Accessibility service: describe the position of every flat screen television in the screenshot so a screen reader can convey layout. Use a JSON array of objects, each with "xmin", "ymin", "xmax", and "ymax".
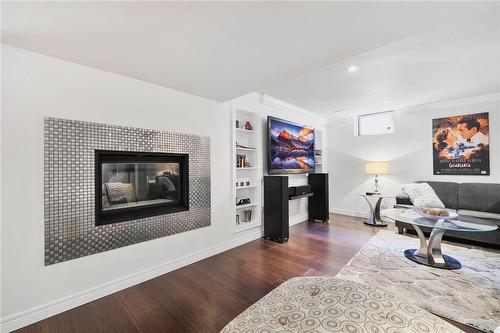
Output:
[{"xmin": 267, "ymin": 116, "xmax": 315, "ymax": 174}]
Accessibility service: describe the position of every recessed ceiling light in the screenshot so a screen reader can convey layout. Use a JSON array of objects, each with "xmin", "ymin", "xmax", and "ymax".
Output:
[{"xmin": 347, "ymin": 65, "xmax": 359, "ymax": 73}]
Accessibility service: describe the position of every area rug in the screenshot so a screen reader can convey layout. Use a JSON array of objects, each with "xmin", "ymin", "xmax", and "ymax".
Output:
[
  {"xmin": 335, "ymin": 230, "xmax": 500, "ymax": 333},
  {"xmin": 221, "ymin": 276, "xmax": 464, "ymax": 332}
]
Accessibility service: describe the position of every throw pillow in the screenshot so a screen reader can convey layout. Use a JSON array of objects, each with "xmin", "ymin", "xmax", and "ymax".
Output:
[
  {"xmin": 104, "ymin": 182, "xmax": 128, "ymax": 204},
  {"xmin": 121, "ymin": 183, "xmax": 137, "ymax": 203},
  {"xmin": 157, "ymin": 176, "xmax": 176, "ymax": 191},
  {"xmin": 402, "ymin": 183, "xmax": 445, "ymax": 208}
]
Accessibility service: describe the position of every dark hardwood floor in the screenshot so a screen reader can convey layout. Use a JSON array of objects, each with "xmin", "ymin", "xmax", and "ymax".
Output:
[{"xmin": 16, "ymin": 214, "xmax": 479, "ymax": 333}]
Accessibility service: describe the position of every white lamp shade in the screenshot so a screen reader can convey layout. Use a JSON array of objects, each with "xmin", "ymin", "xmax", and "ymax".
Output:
[{"xmin": 365, "ymin": 161, "xmax": 390, "ymax": 175}]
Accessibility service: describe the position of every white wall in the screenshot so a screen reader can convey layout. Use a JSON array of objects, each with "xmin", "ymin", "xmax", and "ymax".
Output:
[
  {"xmin": 0, "ymin": 45, "xmax": 327, "ymax": 331},
  {"xmin": 328, "ymin": 94, "xmax": 500, "ymax": 217}
]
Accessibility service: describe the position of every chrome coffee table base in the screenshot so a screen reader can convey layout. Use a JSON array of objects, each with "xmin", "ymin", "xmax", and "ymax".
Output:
[
  {"xmin": 405, "ymin": 224, "xmax": 461, "ymax": 270},
  {"xmin": 404, "ymin": 249, "xmax": 461, "ymax": 270}
]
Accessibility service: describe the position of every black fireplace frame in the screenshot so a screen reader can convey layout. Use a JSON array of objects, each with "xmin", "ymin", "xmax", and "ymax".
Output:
[{"xmin": 95, "ymin": 150, "xmax": 189, "ymax": 226}]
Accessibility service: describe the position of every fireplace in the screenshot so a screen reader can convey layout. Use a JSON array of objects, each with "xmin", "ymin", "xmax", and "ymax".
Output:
[{"xmin": 95, "ymin": 150, "xmax": 189, "ymax": 225}]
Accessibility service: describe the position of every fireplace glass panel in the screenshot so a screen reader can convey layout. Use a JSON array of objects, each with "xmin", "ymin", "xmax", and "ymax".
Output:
[
  {"xmin": 95, "ymin": 151, "xmax": 189, "ymax": 225},
  {"xmin": 101, "ymin": 162, "xmax": 180, "ymax": 211}
]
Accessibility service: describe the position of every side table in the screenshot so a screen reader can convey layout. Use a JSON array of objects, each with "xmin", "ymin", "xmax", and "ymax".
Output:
[{"xmin": 356, "ymin": 194, "xmax": 393, "ymax": 227}]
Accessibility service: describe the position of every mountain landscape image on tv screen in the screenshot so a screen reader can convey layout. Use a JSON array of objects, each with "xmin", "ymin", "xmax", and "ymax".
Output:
[{"xmin": 268, "ymin": 117, "xmax": 315, "ymax": 174}]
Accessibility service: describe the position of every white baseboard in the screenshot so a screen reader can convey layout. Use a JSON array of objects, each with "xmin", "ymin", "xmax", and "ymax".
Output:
[
  {"xmin": 330, "ymin": 208, "xmax": 370, "ymax": 219},
  {"xmin": 0, "ymin": 229, "xmax": 262, "ymax": 333}
]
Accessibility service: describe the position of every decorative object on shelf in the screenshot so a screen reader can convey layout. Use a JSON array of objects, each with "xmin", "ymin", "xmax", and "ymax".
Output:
[
  {"xmin": 237, "ymin": 198, "xmax": 251, "ymax": 206},
  {"xmin": 244, "ymin": 210, "xmax": 252, "ymax": 222},
  {"xmin": 365, "ymin": 161, "xmax": 390, "ymax": 194},
  {"xmin": 236, "ymin": 154, "xmax": 251, "ymax": 168},
  {"xmin": 236, "ymin": 215, "xmax": 240, "ymax": 225},
  {"xmin": 236, "ymin": 178, "xmax": 250, "ymax": 187},
  {"xmin": 236, "ymin": 142, "xmax": 256, "ymax": 150},
  {"xmin": 236, "ymin": 154, "xmax": 243, "ymax": 168},
  {"xmin": 432, "ymin": 112, "xmax": 489, "ymax": 175},
  {"xmin": 235, "ymin": 120, "xmax": 240, "ymax": 128},
  {"xmin": 244, "ymin": 121, "xmax": 253, "ymax": 130}
]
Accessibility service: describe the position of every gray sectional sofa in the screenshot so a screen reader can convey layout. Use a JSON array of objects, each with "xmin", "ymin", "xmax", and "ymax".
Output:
[{"xmin": 396, "ymin": 181, "xmax": 500, "ymax": 247}]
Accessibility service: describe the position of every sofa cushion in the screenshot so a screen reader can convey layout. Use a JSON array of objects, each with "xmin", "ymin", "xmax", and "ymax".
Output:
[
  {"xmin": 402, "ymin": 183, "xmax": 445, "ymax": 208},
  {"xmin": 416, "ymin": 181, "xmax": 459, "ymax": 209},
  {"xmin": 458, "ymin": 183, "xmax": 500, "ymax": 214},
  {"xmin": 458, "ymin": 209, "xmax": 500, "ymax": 223}
]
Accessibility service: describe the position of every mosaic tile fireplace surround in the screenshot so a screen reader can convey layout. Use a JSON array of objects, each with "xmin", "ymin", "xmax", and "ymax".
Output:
[{"xmin": 44, "ymin": 118, "xmax": 211, "ymax": 265}]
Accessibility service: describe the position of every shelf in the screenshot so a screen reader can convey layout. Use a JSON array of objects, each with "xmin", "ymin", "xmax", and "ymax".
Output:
[
  {"xmin": 289, "ymin": 193, "xmax": 314, "ymax": 200},
  {"xmin": 236, "ymin": 147, "xmax": 257, "ymax": 151},
  {"xmin": 236, "ymin": 128, "xmax": 256, "ymax": 134},
  {"xmin": 236, "ymin": 167, "xmax": 257, "ymax": 170},
  {"xmin": 233, "ymin": 220, "xmax": 260, "ymax": 233},
  {"xmin": 236, "ymin": 203, "xmax": 257, "ymax": 209},
  {"xmin": 236, "ymin": 185, "xmax": 257, "ymax": 189}
]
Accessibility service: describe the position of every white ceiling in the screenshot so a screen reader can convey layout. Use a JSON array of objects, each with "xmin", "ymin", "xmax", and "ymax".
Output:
[
  {"xmin": 263, "ymin": 5, "xmax": 500, "ymax": 115},
  {"xmin": 2, "ymin": 1, "xmax": 498, "ymax": 104}
]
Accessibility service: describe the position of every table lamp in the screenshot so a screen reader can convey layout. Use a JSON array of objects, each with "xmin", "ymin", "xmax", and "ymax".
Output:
[{"xmin": 365, "ymin": 161, "xmax": 390, "ymax": 194}]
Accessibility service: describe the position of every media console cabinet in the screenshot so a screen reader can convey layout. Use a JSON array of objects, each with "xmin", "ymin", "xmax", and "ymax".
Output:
[{"xmin": 263, "ymin": 173, "xmax": 329, "ymax": 243}]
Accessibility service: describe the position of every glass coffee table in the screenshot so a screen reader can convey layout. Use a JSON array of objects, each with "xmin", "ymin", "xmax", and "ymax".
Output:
[{"xmin": 382, "ymin": 208, "xmax": 498, "ymax": 269}]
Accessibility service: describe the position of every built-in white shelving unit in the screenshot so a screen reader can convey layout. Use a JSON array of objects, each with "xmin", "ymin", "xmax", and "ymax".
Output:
[
  {"xmin": 232, "ymin": 107, "xmax": 263, "ymax": 233},
  {"xmin": 314, "ymin": 129, "xmax": 324, "ymax": 173}
]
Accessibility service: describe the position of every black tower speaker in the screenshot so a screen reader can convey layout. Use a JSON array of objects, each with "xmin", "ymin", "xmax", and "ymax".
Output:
[
  {"xmin": 308, "ymin": 173, "xmax": 329, "ymax": 223},
  {"xmin": 264, "ymin": 176, "xmax": 289, "ymax": 243}
]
